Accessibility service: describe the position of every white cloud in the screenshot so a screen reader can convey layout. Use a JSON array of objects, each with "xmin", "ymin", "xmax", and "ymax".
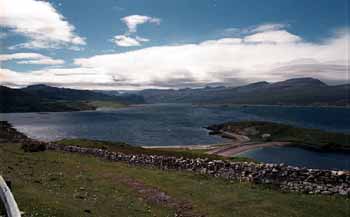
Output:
[
  {"xmin": 223, "ymin": 23, "xmax": 288, "ymax": 37},
  {"xmin": 201, "ymin": 38, "xmax": 242, "ymax": 45},
  {"xmin": 112, "ymin": 35, "xmax": 150, "ymax": 47},
  {"xmin": 121, "ymin": 15, "xmax": 161, "ymax": 33},
  {"xmin": 244, "ymin": 30, "xmax": 302, "ymax": 43},
  {"xmin": 0, "ymin": 67, "xmax": 115, "ymax": 89},
  {"xmin": 112, "ymin": 15, "xmax": 158, "ymax": 47},
  {"xmin": 0, "ymin": 53, "xmax": 44, "ymax": 61},
  {"xmin": 75, "ymin": 27, "xmax": 349, "ymax": 88},
  {"xmin": 112, "ymin": 35, "xmax": 145, "ymax": 47},
  {"xmin": 223, "ymin": 24, "xmax": 298, "ymax": 44},
  {"xmin": 0, "ymin": 53, "xmax": 64, "ymax": 65},
  {"xmin": 250, "ymin": 23, "xmax": 287, "ymax": 33},
  {"xmin": 0, "ymin": 32, "xmax": 7, "ymax": 39},
  {"xmin": 16, "ymin": 59, "xmax": 64, "ymax": 65},
  {"xmin": 1, "ymin": 26, "xmax": 349, "ymax": 90},
  {"xmin": 136, "ymin": 36, "xmax": 150, "ymax": 42},
  {"xmin": 0, "ymin": 0, "xmax": 86, "ymax": 49}
]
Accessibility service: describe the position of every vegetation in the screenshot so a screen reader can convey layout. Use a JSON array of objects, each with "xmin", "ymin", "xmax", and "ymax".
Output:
[
  {"xmin": 1, "ymin": 142, "xmax": 349, "ymax": 217},
  {"xmin": 57, "ymin": 139, "xmax": 229, "ymax": 161},
  {"xmin": 21, "ymin": 142, "xmax": 47, "ymax": 152},
  {"xmin": 57, "ymin": 138, "xmax": 255, "ymax": 162},
  {"xmin": 208, "ymin": 121, "xmax": 350, "ymax": 151},
  {"xmin": 86, "ymin": 100, "xmax": 126, "ymax": 109}
]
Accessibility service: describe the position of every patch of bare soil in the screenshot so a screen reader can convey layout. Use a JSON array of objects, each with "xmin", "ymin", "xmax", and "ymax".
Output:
[{"xmin": 121, "ymin": 177, "xmax": 203, "ymax": 217}]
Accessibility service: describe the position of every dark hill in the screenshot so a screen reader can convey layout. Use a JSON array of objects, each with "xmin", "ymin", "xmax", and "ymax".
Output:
[{"xmin": 0, "ymin": 85, "xmax": 145, "ymax": 113}]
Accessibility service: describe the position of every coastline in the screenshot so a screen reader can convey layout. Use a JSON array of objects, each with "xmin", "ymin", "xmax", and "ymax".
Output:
[
  {"xmin": 142, "ymin": 141, "xmax": 291, "ymax": 157},
  {"xmin": 143, "ymin": 130, "xmax": 292, "ymax": 157}
]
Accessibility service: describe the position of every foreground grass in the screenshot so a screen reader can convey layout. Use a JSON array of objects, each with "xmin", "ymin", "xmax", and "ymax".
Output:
[{"xmin": 0, "ymin": 142, "xmax": 349, "ymax": 217}]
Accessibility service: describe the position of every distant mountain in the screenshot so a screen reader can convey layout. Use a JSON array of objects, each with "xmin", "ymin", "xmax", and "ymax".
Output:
[
  {"xmin": 0, "ymin": 86, "xmax": 42, "ymax": 112},
  {"xmin": 267, "ymin": 77, "xmax": 327, "ymax": 90},
  {"xmin": 139, "ymin": 78, "xmax": 349, "ymax": 106},
  {"xmin": 1, "ymin": 78, "xmax": 348, "ymax": 113},
  {"xmin": 0, "ymin": 85, "xmax": 145, "ymax": 113},
  {"xmin": 22, "ymin": 84, "xmax": 144, "ymax": 104},
  {"xmin": 94, "ymin": 90, "xmax": 120, "ymax": 96}
]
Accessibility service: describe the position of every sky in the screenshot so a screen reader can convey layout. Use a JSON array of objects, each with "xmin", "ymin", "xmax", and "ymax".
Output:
[{"xmin": 0, "ymin": 0, "xmax": 349, "ymax": 90}]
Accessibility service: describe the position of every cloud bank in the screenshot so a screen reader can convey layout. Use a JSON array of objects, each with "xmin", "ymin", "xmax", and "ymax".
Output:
[
  {"xmin": 1, "ymin": 25, "xmax": 349, "ymax": 90},
  {"xmin": 0, "ymin": 0, "xmax": 86, "ymax": 49}
]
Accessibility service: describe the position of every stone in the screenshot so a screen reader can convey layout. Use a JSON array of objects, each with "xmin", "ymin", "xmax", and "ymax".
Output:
[
  {"xmin": 321, "ymin": 191, "xmax": 331, "ymax": 195},
  {"xmin": 339, "ymin": 189, "xmax": 348, "ymax": 196}
]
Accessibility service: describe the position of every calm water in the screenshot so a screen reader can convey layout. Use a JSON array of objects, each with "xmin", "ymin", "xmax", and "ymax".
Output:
[
  {"xmin": 238, "ymin": 147, "xmax": 350, "ymax": 170},
  {"xmin": 1, "ymin": 104, "xmax": 349, "ymax": 170}
]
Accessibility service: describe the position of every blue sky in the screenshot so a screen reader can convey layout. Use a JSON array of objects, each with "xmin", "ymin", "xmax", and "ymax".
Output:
[{"xmin": 0, "ymin": 0, "xmax": 349, "ymax": 89}]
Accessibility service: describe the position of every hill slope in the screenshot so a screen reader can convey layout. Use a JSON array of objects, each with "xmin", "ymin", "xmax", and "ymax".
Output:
[
  {"xmin": 22, "ymin": 84, "xmax": 145, "ymax": 104},
  {"xmin": 0, "ymin": 85, "xmax": 144, "ymax": 113}
]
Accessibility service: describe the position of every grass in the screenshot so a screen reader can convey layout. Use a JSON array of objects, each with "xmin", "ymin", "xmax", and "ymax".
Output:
[
  {"xmin": 56, "ymin": 138, "xmax": 232, "ymax": 161},
  {"xmin": 211, "ymin": 121, "xmax": 350, "ymax": 151},
  {"xmin": 43, "ymin": 100, "xmax": 96, "ymax": 111},
  {"xmin": 0, "ymin": 142, "xmax": 349, "ymax": 217},
  {"xmin": 86, "ymin": 100, "xmax": 127, "ymax": 109},
  {"xmin": 56, "ymin": 138, "xmax": 255, "ymax": 162}
]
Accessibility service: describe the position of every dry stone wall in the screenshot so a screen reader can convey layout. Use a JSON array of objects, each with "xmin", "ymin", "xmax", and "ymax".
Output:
[{"xmin": 47, "ymin": 143, "xmax": 350, "ymax": 197}]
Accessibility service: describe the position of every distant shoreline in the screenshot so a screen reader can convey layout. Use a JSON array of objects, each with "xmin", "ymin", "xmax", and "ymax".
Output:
[
  {"xmin": 144, "ymin": 120, "xmax": 350, "ymax": 157},
  {"xmin": 193, "ymin": 103, "xmax": 350, "ymax": 109},
  {"xmin": 2, "ymin": 102, "xmax": 349, "ymax": 114}
]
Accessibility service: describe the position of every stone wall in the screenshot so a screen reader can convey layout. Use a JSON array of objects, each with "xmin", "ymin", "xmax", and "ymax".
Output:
[{"xmin": 47, "ymin": 143, "xmax": 350, "ymax": 196}]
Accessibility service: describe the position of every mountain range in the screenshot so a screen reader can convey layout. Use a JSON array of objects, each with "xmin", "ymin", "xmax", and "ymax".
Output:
[
  {"xmin": 138, "ymin": 78, "xmax": 349, "ymax": 106},
  {"xmin": 0, "ymin": 77, "xmax": 349, "ymax": 113}
]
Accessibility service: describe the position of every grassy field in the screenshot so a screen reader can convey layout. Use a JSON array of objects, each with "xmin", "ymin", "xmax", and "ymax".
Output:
[{"xmin": 0, "ymin": 142, "xmax": 349, "ymax": 217}]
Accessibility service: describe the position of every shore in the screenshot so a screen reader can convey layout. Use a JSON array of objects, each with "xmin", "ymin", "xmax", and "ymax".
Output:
[{"xmin": 143, "ymin": 131, "xmax": 291, "ymax": 157}]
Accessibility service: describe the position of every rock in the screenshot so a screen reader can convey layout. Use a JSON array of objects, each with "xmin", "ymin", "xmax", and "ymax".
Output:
[
  {"xmin": 339, "ymin": 189, "xmax": 348, "ymax": 196},
  {"xmin": 321, "ymin": 191, "xmax": 331, "ymax": 195}
]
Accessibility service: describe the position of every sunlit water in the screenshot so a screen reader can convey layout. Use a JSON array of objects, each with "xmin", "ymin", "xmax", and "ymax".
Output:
[{"xmin": 1, "ymin": 104, "xmax": 349, "ymax": 170}]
